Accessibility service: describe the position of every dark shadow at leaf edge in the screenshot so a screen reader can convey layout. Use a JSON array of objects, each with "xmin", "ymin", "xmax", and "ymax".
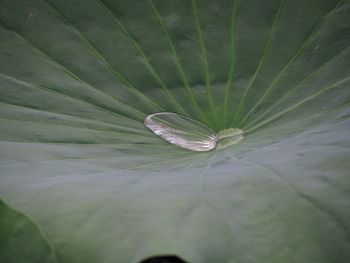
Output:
[{"xmin": 140, "ymin": 255, "xmax": 188, "ymax": 263}]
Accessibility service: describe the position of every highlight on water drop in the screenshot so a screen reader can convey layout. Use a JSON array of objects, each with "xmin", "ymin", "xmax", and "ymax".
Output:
[
  {"xmin": 144, "ymin": 112, "xmax": 217, "ymax": 152},
  {"xmin": 144, "ymin": 112, "xmax": 243, "ymax": 152}
]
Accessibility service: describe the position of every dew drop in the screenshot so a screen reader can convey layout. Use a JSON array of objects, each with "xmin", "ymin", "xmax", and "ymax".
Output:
[
  {"xmin": 144, "ymin": 113, "xmax": 244, "ymax": 152},
  {"xmin": 144, "ymin": 112, "xmax": 217, "ymax": 152}
]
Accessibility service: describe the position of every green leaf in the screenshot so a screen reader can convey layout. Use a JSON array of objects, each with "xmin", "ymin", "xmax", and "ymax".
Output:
[
  {"xmin": 0, "ymin": 199, "xmax": 57, "ymax": 263},
  {"xmin": 0, "ymin": 0, "xmax": 349, "ymax": 262}
]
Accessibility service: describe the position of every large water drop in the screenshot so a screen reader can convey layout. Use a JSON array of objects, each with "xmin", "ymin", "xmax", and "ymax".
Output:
[
  {"xmin": 144, "ymin": 112, "xmax": 244, "ymax": 152},
  {"xmin": 144, "ymin": 112, "xmax": 217, "ymax": 152}
]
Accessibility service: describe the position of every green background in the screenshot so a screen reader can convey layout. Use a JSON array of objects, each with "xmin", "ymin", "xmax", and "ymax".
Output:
[{"xmin": 0, "ymin": 0, "xmax": 349, "ymax": 262}]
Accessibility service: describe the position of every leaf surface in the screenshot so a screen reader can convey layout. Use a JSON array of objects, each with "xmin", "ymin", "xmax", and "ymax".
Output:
[{"xmin": 0, "ymin": 0, "xmax": 349, "ymax": 262}]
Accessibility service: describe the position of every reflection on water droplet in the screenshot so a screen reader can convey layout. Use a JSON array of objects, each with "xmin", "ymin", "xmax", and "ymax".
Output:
[
  {"xmin": 144, "ymin": 113, "xmax": 244, "ymax": 152},
  {"xmin": 144, "ymin": 112, "xmax": 217, "ymax": 152}
]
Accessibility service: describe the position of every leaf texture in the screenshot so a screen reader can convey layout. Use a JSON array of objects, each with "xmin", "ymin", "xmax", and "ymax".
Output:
[{"xmin": 0, "ymin": 0, "xmax": 349, "ymax": 262}]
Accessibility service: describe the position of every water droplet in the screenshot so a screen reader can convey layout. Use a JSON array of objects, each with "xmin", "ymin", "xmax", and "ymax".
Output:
[
  {"xmin": 144, "ymin": 112, "xmax": 217, "ymax": 152},
  {"xmin": 144, "ymin": 113, "xmax": 244, "ymax": 152}
]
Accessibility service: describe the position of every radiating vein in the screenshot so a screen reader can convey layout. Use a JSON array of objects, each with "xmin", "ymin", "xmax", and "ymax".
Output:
[
  {"xmin": 0, "ymin": 118, "xmax": 152, "ymax": 139},
  {"xmin": 162, "ymin": 154, "xmax": 205, "ymax": 172},
  {"xmin": 243, "ymin": 45, "xmax": 350, "ymax": 129},
  {"xmin": 0, "ymin": 140, "xmax": 167, "ymax": 146},
  {"xmin": 148, "ymin": 0, "xmax": 208, "ymax": 123},
  {"xmin": 223, "ymin": 0, "xmax": 238, "ymax": 126},
  {"xmin": 40, "ymin": 0, "xmax": 165, "ymax": 113},
  {"xmin": 198, "ymin": 154, "xmax": 215, "ymax": 201},
  {"xmin": 192, "ymin": 154, "xmax": 237, "ymax": 257},
  {"xmin": 227, "ymin": 153, "xmax": 350, "ymax": 242},
  {"xmin": 0, "ymin": 102, "xmax": 148, "ymax": 133},
  {"xmin": 96, "ymin": 0, "xmax": 189, "ymax": 115},
  {"xmin": 128, "ymin": 154, "xmax": 199, "ymax": 171},
  {"xmin": 244, "ymin": 76, "xmax": 350, "ymax": 133},
  {"xmin": 191, "ymin": 0, "xmax": 217, "ymax": 122},
  {"xmin": 238, "ymin": 0, "xmax": 345, "ymax": 126},
  {"xmin": 0, "ymin": 20, "xmax": 159, "ymax": 117},
  {"xmin": 0, "ymin": 199, "xmax": 60, "ymax": 263},
  {"xmin": 243, "ymin": 102, "xmax": 350, "ymax": 140},
  {"xmin": 0, "ymin": 72, "xmax": 142, "ymax": 125},
  {"xmin": 0, "ymin": 152, "xmax": 192, "ymax": 165},
  {"xmin": 233, "ymin": 0, "xmax": 285, "ymax": 125}
]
